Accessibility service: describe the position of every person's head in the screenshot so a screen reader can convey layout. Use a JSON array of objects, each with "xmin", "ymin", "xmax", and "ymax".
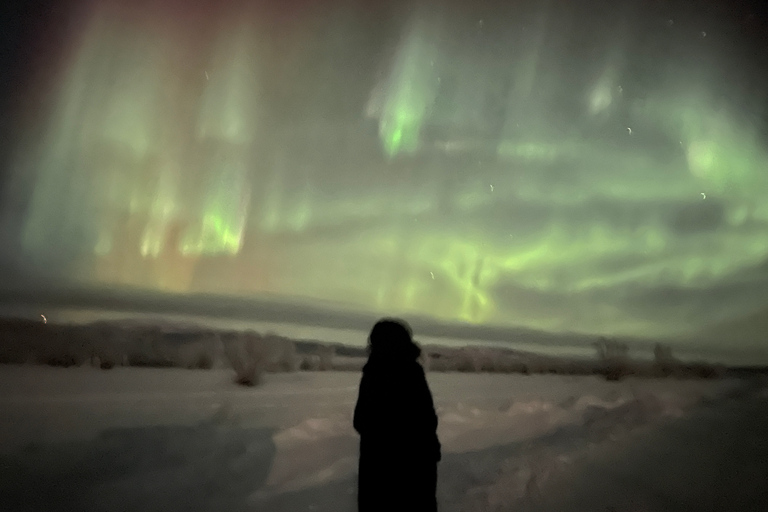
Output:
[{"xmin": 367, "ymin": 318, "xmax": 419, "ymax": 361}]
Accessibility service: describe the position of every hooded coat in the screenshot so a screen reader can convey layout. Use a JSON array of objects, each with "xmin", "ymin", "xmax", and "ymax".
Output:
[{"xmin": 353, "ymin": 320, "xmax": 441, "ymax": 512}]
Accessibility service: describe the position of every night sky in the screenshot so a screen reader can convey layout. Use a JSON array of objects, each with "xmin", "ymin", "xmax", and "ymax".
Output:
[{"xmin": 0, "ymin": 0, "xmax": 767, "ymax": 355}]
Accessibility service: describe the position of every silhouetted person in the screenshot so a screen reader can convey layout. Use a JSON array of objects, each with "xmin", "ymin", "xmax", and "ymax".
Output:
[{"xmin": 353, "ymin": 318, "xmax": 441, "ymax": 512}]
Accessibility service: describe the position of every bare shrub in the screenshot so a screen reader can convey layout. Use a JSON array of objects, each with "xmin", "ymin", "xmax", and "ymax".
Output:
[
  {"xmin": 599, "ymin": 364, "xmax": 630, "ymax": 381},
  {"xmin": 170, "ymin": 337, "xmax": 216, "ymax": 369},
  {"xmin": 594, "ymin": 336, "xmax": 629, "ymax": 361},
  {"xmin": 189, "ymin": 347, "xmax": 214, "ymax": 370},
  {"xmin": 189, "ymin": 331, "xmax": 226, "ymax": 369},
  {"xmin": 263, "ymin": 333, "xmax": 298, "ymax": 372},
  {"xmin": 300, "ymin": 354, "xmax": 320, "ymax": 371},
  {"xmin": 594, "ymin": 336, "xmax": 631, "ymax": 381},
  {"xmin": 317, "ymin": 344, "xmax": 335, "ymax": 371},
  {"xmin": 87, "ymin": 325, "xmax": 120, "ymax": 369},
  {"xmin": 98, "ymin": 358, "xmax": 116, "ymax": 370},
  {"xmin": 280, "ymin": 338, "xmax": 298, "ymax": 372},
  {"xmin": 652, "ymin": 342, "xmax": 678, "ymax": 377},
  {"xmin": 654, "ymin": 343, "xmax": 674, "ymax": 364},
  {"xmin": 455, "ymin": 347, "xmax": 482, "ymax": 372},
  {"xmin": 221, "ymin": 331, "xmax": 268, "ymax": 386}
]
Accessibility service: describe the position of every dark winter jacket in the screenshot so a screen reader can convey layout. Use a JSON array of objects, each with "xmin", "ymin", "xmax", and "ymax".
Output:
[{"xmin": 353, "ymin": 327, "xmax": 440, "ymax": 512}]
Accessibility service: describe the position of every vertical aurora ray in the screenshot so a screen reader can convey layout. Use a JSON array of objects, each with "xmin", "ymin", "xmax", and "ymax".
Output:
[
  {"xmin": 181, "ymin": 21, "xmax": 259, "ymax": 256},
  {"xmin": 180, "ymin": 148, "xmax": 251, "ymax": 256},
  {"xmin": 19, "ymin": 8, "xmax": 167, "ymax": 269},
  {"xmin": 375, "ymin": 14, "xmax": 441, "ymax": 157},
  {"xmin": 4, "ymin": 0, "xmax": 768, "ymax": 346},
  {"xmin": 139, "ymin": 157, "xmax": 180, "ymax": 258}
]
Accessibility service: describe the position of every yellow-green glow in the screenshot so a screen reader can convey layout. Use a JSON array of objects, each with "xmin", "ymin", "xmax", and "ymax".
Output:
[
  {"xmin": 7, "ymin": 1, "xmax": 768, "ymax": 346},
  {"xmin": 180, "ymin": 213, "xmax": 244, "ymax": 256},
  {"xmin": 381, "ymin": 117, "xmax": 421, "ymax": 157},
  {"xmin": 497, "ymin": 142, "xmax": 560, "ymax": 161},
  {"xmin": 376, "ymin": 16, "xmax": 439, "ymax": 157}
]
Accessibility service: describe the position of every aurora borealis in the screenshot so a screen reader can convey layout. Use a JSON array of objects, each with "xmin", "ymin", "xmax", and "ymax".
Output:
[{"xmin": 1, "ymin": 0, "xmax": 767, "ymax": 348}]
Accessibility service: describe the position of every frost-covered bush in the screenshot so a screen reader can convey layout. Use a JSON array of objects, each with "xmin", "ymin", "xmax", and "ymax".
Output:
[
  {"xmin": 221, "ymin": 331, "xmax": 268, "ymax": 386},
  {"xmin": 263, "ymin": 333, "xmax": 298, "ymax": 372},
  {"xmin": 317, "ymin": 344, "xmax": 335, "ymax": 371},
  {"xmin": 652, "ymin": 343, "xmax": 677, "ymax": 377},
  {"xmin": 300, "ymin": 354, "xmax": 320, "ymax": 371},
  {"xmin": 593, "ymin": 336, "xmax": 631, "ymax": 381},
  {"xmin": 455, "ymin": 347, "xmax": 482, "ymax": 372},
  {"xmin": 594, "ymin": 337, "xmax": 629, "ymax": 361}
]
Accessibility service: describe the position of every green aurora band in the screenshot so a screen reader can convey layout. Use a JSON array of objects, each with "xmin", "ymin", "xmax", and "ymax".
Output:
[{"xmin": 4, "ymin": 1, "xmax": 768, "ymax": 346}]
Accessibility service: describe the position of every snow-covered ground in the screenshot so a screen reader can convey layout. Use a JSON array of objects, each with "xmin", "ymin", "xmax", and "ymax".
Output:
[{"xmin": 0, "ymin": 366, "xmax": 766, "ymax": 511}]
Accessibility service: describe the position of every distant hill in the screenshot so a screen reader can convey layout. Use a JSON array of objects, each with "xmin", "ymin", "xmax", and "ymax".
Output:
[{"xmin": 0, "ymin": 283, "xmax": 599, "ymax": 349}]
